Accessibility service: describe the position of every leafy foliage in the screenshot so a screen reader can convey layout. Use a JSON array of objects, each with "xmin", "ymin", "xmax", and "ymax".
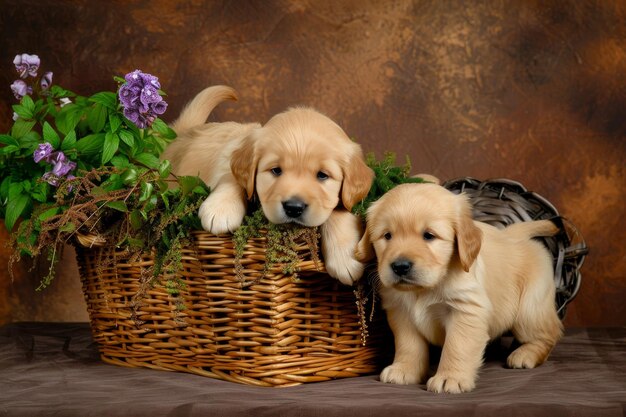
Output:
[
  {"xmin": 351, "ymin": 152, "xmax": 426, "ymax": 217},
  {"xmin": 0, "ymin": 62, "xmax": 207, "ymax": 295}
]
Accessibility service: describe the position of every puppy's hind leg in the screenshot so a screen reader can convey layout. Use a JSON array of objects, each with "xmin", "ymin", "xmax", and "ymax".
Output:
[{"xmin": 508, "ymin": 261, "xmax": 563, "ymax": 368}]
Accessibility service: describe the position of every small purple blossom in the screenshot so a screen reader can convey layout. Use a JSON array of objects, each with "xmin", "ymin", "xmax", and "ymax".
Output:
[
  {"xmin": 34, "ymin": 143, "xmax": 55, "ymax": 163},
  {"xmin": 12, "ymin": 112, "xmax": 19, "ymax": 121},
  {"xmin": 13, "ymin": 53, "xmax": 40, "ymax": 78},
  {"xmin": 51, "ymin": 158, "xmax": 76, "ymax": 177},
  {"xmin": 118, "ymin": 69, "xmax": 167, "ymax": 129},
  {"xmin": 34, "ymin": 144, "xmax": 77, "ymax": 188},
  {"xmin": 40, "ymin": 71, "xmax": 53, "ymax": 90},
  {"xmin": 41, "ymin": 172, "xmax": 60, "ymax": 187},
  {"xmin": 11, "ymin": 79, "xmax": 32, "ymax": 99}
]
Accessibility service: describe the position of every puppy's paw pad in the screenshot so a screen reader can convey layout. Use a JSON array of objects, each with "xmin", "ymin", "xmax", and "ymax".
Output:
[
  {"xmin": 507, "ymin": 349, "xmax": 540, "ymax": 369},
  {"xmin": 324, "ymin": 254, "xmax": 364, "ymax": 286},
  {"xmin": 198, "ymin": 196, "xmax": 246, "ymax": 235},
  {"xmin": 380, "ymin": 364, "xmax": 420, "ymax": 385},
  {"xmin": 426, "ymin": 374, "xmax": 475, "ymax": 394}
]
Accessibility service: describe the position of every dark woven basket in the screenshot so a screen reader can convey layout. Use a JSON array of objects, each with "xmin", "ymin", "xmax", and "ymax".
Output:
[{"xmin": 443, "ymin": 177, "xmax": 588, "ymax": 319}]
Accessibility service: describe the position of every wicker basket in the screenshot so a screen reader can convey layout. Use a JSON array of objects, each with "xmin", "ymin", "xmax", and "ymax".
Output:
[
  {"xmin": 443, "ymin": 177, "xmax": 588, "ymax": 318},
  {"xmin": 75, "ymin": 230, "xmax": 386, "ymax": 387}
]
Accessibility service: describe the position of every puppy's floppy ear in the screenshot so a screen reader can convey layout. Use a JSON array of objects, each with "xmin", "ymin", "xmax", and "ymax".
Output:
[
  {"xmin": 231, "ymin": 134, "xmax": 258, "ymax": 199},
  {"xmin": 455, "ymin": 195, "xmax": 482, "ymax": 272},
  {"xmin": 355, "ymin": 228, "xmax": 375, "ymax": 263},
  {"xmin": 341, "ymin": 150, "xmax": 374, "ymax": 211},
  {"xmin": 354, "ymin": 201, "xmax": 380, "ymax": 263}
]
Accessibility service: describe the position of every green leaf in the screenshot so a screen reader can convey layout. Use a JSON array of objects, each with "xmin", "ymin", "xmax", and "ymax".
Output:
[
  {"xmin": 0, "ymin": 135, "xmax": 19, "ymax": 147},
  {"xmin": 19, "ymin": 131, "xmax": 41, "ymax": 151},
  {"xmin": 75, "ymin": 133, "xmax": 105, "ymax": 156},
  {"xmin": 59, "ymin": 222, "xmax": 76, "ymax": 233},
  {"xmin": 0, "ymin": 145, "xmax": 19, "ymax": 155},
  {"xmin": 158, "ymin": 159, "xmax": 172, "ymax": 179},
  {"xmin": 178, "ymin": 175, "xmax": 202, "ymax": 195},
  {"xmin": 105, "ymin": 201, "xmax": 128, "ymax": 212},
  {"xmin": 11, "ymin": 119, "xmax": 36, "ymax": 139},
  {"xmin": 38, "ymin": 207, "xmax": 60, "ymax": 222},
  {"xmin": 61, "ymin": 130, "xmax": 77, "ymax": 151},
  {"xmin": 12, "ymin": 104, "xmax": 33, "ymax": 120},
  {"xmin": 55, "ymin": 104, "xmax": 82, "ymax": 135},
  {"xmin": 134, "ymin": 152, "xmax": 160, "ymax": 169},
  {"xmin": 120, "ymin": 167, "xmax": 138, "ymax": 185},
  {"xmin": 5, "ymin": 193, "xmax": 30, "ymax": 231},
  {"xmin": 102, "ymin": 132, "xmax": 119, "ymax": 164},
  {"xmin": 151, "ymin": 118, "xmax": 177, "ymax": 139},
  {"xmin": 111, "ymin": 155, "xmax": 130, "ymax": 168},
  {"xmin": 118, "ymin": 129, "xmax": 135, "ymax": 148},
  {"xmin": 42, "ymin": 122, "xmax": 61, "ymax": 149},
  {"xmin": 129, "ymin": 210, "xmax": 144, "ymax": 230},
  {"xmin": 21, "ymin": 95, "xmax": 36, "ymax": 113},
  {"xmin": 139, "ymin": 182, "xmax": 154, "ymax": 202},
  {"xmin": 8, "ymin": 182, "xmax": 24, "ymax": 199},
  {"xmin": 109, "ymin": 113, "xmax": 122, "ymax": 133},
  {"xmin": 89, "ymin": 92, "xmax": 118, "ymax": 109},
  {"xmin": 88, "ymin": 103, "xmax": 108, "ymax": 133}
]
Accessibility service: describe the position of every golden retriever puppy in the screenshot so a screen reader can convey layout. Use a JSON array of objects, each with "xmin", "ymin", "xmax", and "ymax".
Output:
[
  {"xmin": 355, "ymin": 183, "xmax": 563, "ymax": 393},
  {"xmin": 163, "ymin": 85, "xmax": 374, "ymax": 284}
]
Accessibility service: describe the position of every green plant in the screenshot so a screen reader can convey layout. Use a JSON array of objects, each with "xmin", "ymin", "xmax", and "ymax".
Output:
[
  {"xmin": 351, "ymin": 151, "xmax": 426, "ymax": 217},
  {"xmin": 1, "ymin": 54, "xmax": 208, "ymax": 291}
]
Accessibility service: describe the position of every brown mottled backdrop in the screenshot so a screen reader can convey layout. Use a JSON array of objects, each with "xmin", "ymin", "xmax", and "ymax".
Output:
[{"xmin": 0, "ymin": 0, "xmax": 624, "ymax": 327}]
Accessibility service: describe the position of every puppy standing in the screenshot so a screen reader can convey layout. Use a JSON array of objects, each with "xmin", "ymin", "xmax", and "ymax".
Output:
[
  {"xmin": 162, "ymin": 86, "xmax": 374, "ymax": 284},
  {"xmin": 356, "ymin": 183, "xmax": 563, "ymax": 393}
]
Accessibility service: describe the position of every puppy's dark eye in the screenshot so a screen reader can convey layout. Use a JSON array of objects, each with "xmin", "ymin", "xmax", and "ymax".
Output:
[
  {"xmin": 384, "ymin": 232, "xmax": 392, "ymax": 240},
  {"xmin": 270, "ymin": 167, "xmax": 282, "ymax": 176},
  {"xmin": 423, "ymin": 231, "xmax": 436, "ymax": 241},
  {"xmin": 316, "ymin": 171, "xmax": 329, "ymax": 181}
]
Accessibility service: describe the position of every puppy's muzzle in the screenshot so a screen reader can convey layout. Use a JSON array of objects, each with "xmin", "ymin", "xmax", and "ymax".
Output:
[
  {"xmin": 390, "ymin": 258, "xmax": 413, "ymax": 277},
  {"xmin": 282, "ymin": 198, "xmax": 308, "ymax": 219}
]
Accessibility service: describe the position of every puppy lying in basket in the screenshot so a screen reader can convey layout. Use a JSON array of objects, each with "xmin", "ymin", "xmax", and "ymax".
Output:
[
  {"xmin": 162, "ymin": 86, "xmax": 374, "ymax": 284},
  {"xmin": 355, "ymin": 182, "xmax": 563, "ymax": 393}
]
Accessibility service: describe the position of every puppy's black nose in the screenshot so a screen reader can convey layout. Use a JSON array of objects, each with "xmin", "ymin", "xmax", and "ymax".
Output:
[
  {"xmin": 282, "ymin": 198, "xmax": 307, "ymax": 218},
  {"xmin": 391, "ymin": 259, "xmax": 413, "ymax": 276}
]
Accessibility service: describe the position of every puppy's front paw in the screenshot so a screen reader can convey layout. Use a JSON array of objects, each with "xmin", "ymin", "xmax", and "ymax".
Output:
[
  {"xmin": 324, "ymin": 250, "xmax": 365, "ymax": 286},
  {"xmin": 380, "ymin": 363, "xmax": 421, "ymax": 385},
  {"xmin": 198, "ymin": 195, "xmax": 246, "ymax": 235},
  {"xmin": 426, "ymin": 373, "xmax": 476, "ymax": 394}
]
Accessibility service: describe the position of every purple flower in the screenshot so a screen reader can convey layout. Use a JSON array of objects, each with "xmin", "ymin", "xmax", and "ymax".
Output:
[
  {"xmin": 13, "ymin": 53, "xmax": 40, "ymax": 78},
  {"xmin": 34, "ymin": 145, "xmax": 77, "ymax": 187},
  {"xmin": 34, "ymin": 143, "xmax": 54, "ymax": 163},
  {"xmin": 11, "ymin": 79, "xmax": 32, "ymax": 99},
  {"xmin": 119, "ymin": 69, "xmax": 167, "ymax": 129},
  {"xmin": 41, "ymin": 172, "xmax": 60, "ymax": 187},
  {"xmin": 40, "ymin": 71, "xmax": 53, "ymax": 90},
  {"xmin": 12, "ymin": 112, "xmax": 19, "ymax": 121},
  {"xmin": 48, "ymin": 151, "xmax": 67, "ymax": 164},
  {"xmin": 51, "ymin": 158, "xmax": 76, "ymax": 177}
]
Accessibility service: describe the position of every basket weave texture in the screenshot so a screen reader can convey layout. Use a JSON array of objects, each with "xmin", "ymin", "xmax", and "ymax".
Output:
[
  {"xmin": 76, "ymin": 230, "xmax": 384, "ymax": 387},
  {"xmin": 443, "ymin": 177, "xmax": 588, "ymax": 318}
]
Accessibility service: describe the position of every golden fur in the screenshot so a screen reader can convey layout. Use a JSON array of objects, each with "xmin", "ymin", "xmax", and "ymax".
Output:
[
  {"xmin": 356, "ymin": 183, "xmax": 563, "ymax": 393},
  {"xmin": 162, "ymin": 85, "xmax": 374, "ymax": 284}
]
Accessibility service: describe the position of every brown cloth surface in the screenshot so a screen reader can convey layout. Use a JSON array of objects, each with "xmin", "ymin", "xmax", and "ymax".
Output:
[{"xmin": 1, "ymin": 323, "xmax": 625, "ymax": 417}]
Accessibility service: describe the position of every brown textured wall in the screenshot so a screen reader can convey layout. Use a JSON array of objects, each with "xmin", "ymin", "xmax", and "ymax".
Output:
[{"xmin": 0, "ymin": 0, "xmax": 624, "ymax": 327}]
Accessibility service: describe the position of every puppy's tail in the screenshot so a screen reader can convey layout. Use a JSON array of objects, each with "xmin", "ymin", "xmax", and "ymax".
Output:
[
  {"xmin": 172, "ymin": 85, "xmax": 238, "ymax": 132},
  {"xmin": 504, "ymin": 219, "xmax": 560, "ymax": 239}
]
